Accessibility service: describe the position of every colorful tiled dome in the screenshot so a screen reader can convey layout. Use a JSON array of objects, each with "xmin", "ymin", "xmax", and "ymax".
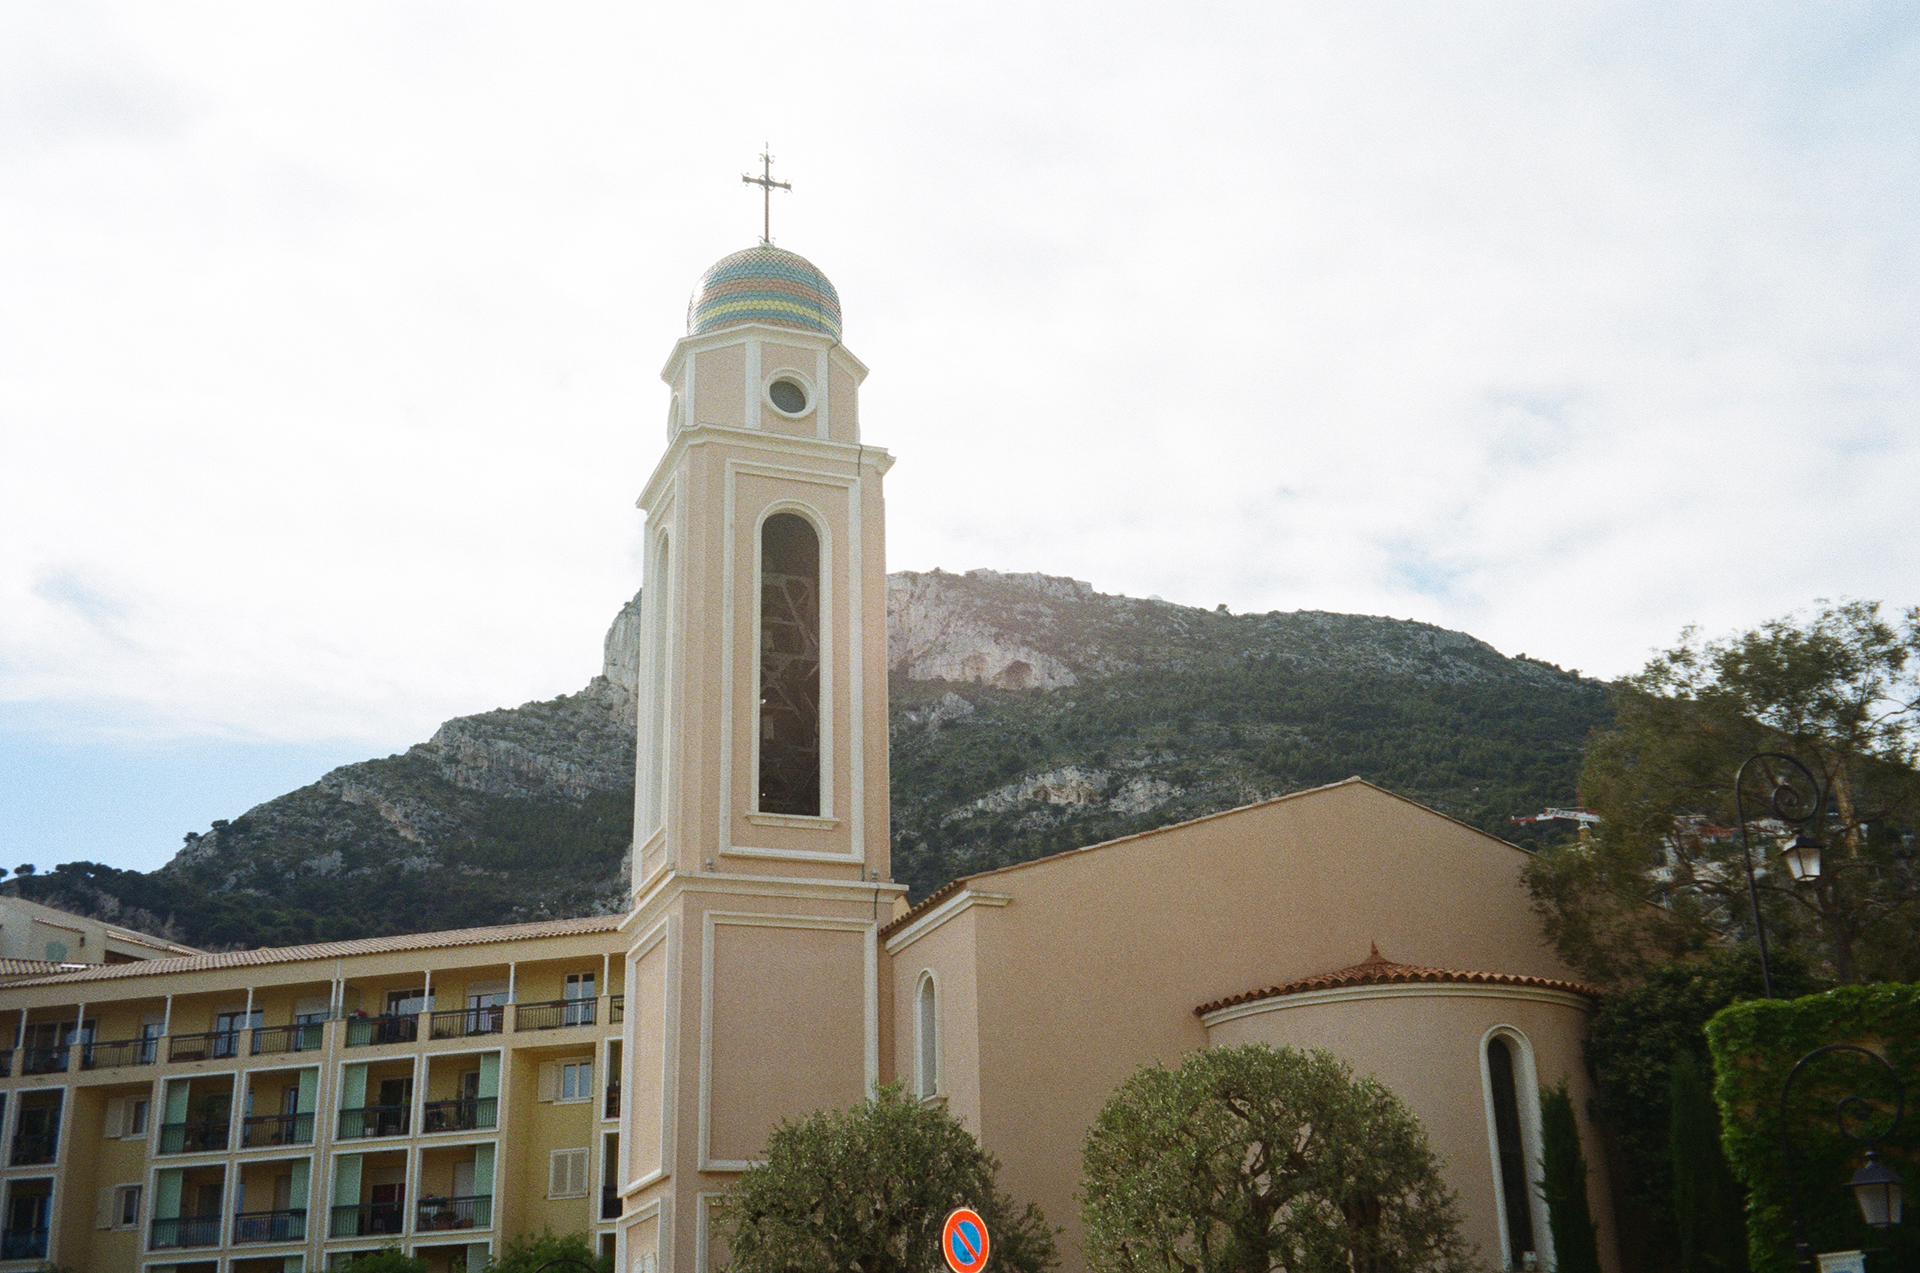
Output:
[{"xmin": 687, "ymin": 244, "xmax": 842, "ymax": 340}]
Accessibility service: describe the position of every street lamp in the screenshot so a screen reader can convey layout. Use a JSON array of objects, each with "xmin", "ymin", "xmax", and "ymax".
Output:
[
  {"xmin": 1778, "ymin": 1043, "xmax": 1906, "ymax": 1273},
  {"xmin": 1733, "ymin": 752, "xmax": 1827, "ymax": 998}
]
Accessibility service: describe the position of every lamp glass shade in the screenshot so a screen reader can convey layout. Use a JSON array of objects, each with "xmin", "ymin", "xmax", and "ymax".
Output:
[
  {"xmin": 1781, "ymin": 835, "xmax": 1823, "ymax": 884},
  {"xmin": 1851, "ymin": 1154, "xmax": 1904, "ymax": 1229}
]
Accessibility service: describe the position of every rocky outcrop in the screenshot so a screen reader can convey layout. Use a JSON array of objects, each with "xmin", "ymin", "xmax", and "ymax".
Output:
[{"xmin": 888, "ymin": 571, "xmax": 1086, "ymax": 690}]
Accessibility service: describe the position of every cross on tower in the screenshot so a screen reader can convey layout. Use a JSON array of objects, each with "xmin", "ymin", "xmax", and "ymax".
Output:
[{"xmin": 742, "ymin": 148, "xmax": 792, "ymax": 245}]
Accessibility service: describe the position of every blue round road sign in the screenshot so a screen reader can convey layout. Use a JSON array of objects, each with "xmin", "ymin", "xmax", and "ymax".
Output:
[{"xmin": 942, "ymin": 1207, "xmax": 990, "ymax": 1273}]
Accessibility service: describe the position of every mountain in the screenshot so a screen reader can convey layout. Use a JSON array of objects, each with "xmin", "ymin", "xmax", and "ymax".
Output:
[{"xmin": 17, "ymin": 572, "xmax": 1608, "ymax": 948}]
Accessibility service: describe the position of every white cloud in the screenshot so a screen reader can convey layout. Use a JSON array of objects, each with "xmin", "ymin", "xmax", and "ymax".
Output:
[{"xmin": 1, "ymin": 0, "xmax": 1916, "ymax": 747}]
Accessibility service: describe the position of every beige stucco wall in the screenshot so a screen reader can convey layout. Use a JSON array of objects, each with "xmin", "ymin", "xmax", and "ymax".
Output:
[{"xmin": 887, "ymin": 780, "xmax": 1608, "ymax": 1273}]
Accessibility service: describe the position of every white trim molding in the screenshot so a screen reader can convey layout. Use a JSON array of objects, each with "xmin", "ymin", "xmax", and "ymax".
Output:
[
  {"xmin": 1197, "ymin": 980, "xmax": 1593, "ymax": 1029},
  {"xmin": 884, "ymin": 891, "xmax": 1013, "ymax": 954}
]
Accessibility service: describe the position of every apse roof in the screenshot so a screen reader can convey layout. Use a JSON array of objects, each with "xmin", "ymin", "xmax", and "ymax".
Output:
[{"xmin": 1192, "ymin": 944, "xmax": 1599, "ymax": 1017}]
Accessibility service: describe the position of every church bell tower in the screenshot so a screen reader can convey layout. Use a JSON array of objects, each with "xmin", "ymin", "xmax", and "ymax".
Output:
[{"xmin": 616, "ymin": 210, "xmax": 902, "ymax": 1273}]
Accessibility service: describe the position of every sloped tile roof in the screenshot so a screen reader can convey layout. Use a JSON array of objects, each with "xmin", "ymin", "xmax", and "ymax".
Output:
[
  {"xmin": 3, "ymin": 914, "xmax": 627, "ymax": 987},
  {"xmin": 1194, "ymin": 944, "xmax": 1598, "ymax": 1017},
  {"xmin": 0, "ymin": 958, "xmax": 87, "ymax": 979}
]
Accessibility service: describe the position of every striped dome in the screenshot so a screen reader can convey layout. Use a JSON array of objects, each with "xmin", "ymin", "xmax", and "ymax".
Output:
[{"xmin": 687, "ymin": 245, "xmax": 842, "ymax": 340}]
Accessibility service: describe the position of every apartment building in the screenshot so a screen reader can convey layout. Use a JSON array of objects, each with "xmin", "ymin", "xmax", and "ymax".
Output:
[
  {"xmin": 0, "ymin": 895, "xmax": 201, "ymax": 969},
  {"xmin": 0, "ymin": 914, "xmax": 628, "ymax": 1272}
]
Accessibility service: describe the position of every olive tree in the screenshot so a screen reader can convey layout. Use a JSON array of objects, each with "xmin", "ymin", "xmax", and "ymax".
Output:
[
  {"xmin": 720, "ymin": 1083, "xmax": 1057, "ymax": 1273},
  {"xmin": 1081, "ymin": 1045, "xmax": 1476, "ymax": 1273}
]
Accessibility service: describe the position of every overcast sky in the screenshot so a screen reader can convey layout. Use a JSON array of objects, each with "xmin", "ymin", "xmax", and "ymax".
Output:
[{"xmin": 3, "ymin": 3, "xmax": 1916, "ymax": 871}]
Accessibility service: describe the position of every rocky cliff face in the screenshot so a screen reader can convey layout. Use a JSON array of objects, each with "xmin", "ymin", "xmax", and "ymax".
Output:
[{"xmin": 39, "ymin": 572, "xmax": 1602, "ymax": 948}]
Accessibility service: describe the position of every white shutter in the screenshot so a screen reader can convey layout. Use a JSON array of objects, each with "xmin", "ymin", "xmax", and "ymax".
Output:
[
  {"xmin": 95, "ymin": 1187, "xmax": 115, "ymax": 1229},
  {"xmin": 538, "ymin": 1062, "xmax": 559, "ymax": 1102},
  {"xmin": 549, "ymin": 1147, "xmax": 588, "ymax": 1197},
  {"xmin": 102, "ymin": 1097, "xmax": 125, "ymax": 1139}
]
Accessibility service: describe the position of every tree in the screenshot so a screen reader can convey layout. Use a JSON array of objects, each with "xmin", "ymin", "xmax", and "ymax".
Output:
[
  {"xmin": 1538, "ymin": 1083, "xmax": 1600, "ymax": 1273},
  {"xmin": 1080, "ymin": 1044, "xmax": 1474, "ymax": 1273},
  {"xmin": 487, "ymin": 1229, "xmax": 611, "ymax": 1273},
  {"xmin": 1526, "ymin": 601, "xmax": 1920, "ymax": 987},
  {"xmin": 720, "ymin": 1084, "xmax": 1057, "ymax": 1273},
  {"xmin": 1668, "ymin": 1054, "xmax": 1746, "ymax": 1273}
]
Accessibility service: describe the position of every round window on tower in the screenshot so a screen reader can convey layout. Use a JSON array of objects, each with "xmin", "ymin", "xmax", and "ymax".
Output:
[{"xmin": 766, "ymin": 374, "xmax": 812, "ymax": 417}]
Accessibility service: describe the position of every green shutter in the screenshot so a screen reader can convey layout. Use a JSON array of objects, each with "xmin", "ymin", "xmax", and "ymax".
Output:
[
  {"xmin": 296, "ymin": 1068, "xmax": 319, "ymax": 1114},
  {"xmin": 340, "ymin": 1063, "xmax": 368, "ymax": 1110},
  {"xmin": 162, "ymin": 1079, "xmax": 191, "ymax": 1125},
  {"xmin": 476, "ymin": 1053, "xmax": 500, "ymax": 1100},
  {"xmin": 288, "ymin": 1158, "xmax": 310, "ymax": 1210},
  {"xmin": 472, "ymin": 1142, "xmax": 496, "ymax": 1196},
  {"xmin": 334, "ymin": 1153, "xmax": 363, "ymax": 1207},
  {"xmin": 154, "ymin": 1168, "xmax": 184, "ymax": 1220}
]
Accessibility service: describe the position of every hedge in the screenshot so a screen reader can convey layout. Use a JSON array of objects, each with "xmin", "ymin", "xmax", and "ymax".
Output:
[{"xmin": 1704, "ymin": 985, "xmax": 1919, "ymax": 1273}]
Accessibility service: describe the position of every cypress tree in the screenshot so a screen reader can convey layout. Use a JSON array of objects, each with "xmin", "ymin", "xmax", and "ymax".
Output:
[
  {"xmin": 1670, "ymin": 1052, "xmax": 1748, "ymax": 1273},
  {"xmin": 1539, "ymin": 1081, "xmax": 1602, "ymax": 1273}
]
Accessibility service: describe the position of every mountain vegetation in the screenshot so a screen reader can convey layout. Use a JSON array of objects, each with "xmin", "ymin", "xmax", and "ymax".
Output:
[{"xmin": 11, "ymin": 570, "xmax": 1609, "ymax": 950}]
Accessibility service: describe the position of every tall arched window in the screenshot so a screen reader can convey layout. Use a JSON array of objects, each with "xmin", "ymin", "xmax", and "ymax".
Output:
[
  {"xmin": 916, "ymin": 973, "xmax": 938, "ymax": 1099},
  {"xmin": 1486, "ymin": 1034, "xmax": 1538, "ymax": 1270},
  {"xmin": 758, "ymin": 513, "xmax": 820, "ymax": 816}
]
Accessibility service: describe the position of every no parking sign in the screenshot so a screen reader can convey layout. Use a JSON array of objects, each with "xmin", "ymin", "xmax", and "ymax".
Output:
[{"xmin": 942, "ymin": 1207, "xmax": 990, "ymax": 1273}]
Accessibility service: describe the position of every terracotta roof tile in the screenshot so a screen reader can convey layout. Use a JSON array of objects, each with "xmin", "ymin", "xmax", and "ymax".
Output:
[
  {"xmin": 3, "ymin": 913, "xmax": 626, "ymax": 987},
  {"xmin": 0, "ymin": 958, "xmax": 86, "ymax": 979},
  {"xmin": 1194, "ymin": 944, "xmax": 1599, "ymax": 1017}
]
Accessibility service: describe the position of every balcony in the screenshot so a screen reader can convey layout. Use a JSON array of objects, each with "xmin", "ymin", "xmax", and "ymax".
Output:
[
  {"xmin": 159, "ymin": 1119, "xmax": 230, "ymax": 1154},
  {"xmin": 345, "ymin": 1014, "xmax": 419, "ymax": 1048},
  {"xmin": 20, "ymin": 1045, "xmax": 68, "ymax": 1075},
  {"xmin": 515, "ymin": 998, "xmax": 595, "ymax": 1031},
  {"xmin": 605, "ymin": 1082, "xmax": 621, "ymax": 1119},
  {"xmin": 428, "ymin": 1006, "xmax": 504, "ymax": 1039},
  {"xmin": 602, "ymin": 1185, "xmax": 622, "ymax": 1220},
  {"xmin": 81, "ymin": 1037, "xmax": 154, "ymax": 1069},
  {"xmin": 252, "ymin": 1022, "xmax": 325, "ymax": 1055},
  {"xmin": 610, "ymin": 994, "xmax": 625, "ymax": 1023},
  {"xmin": 149, "ymin": 1214, "xmax": 222, "ymax": 1249},
  {"xmin": 233, "ymin": 1207, "xmax": 307, "ymax": 1244},
  {"xmin": 9, "ymin": 1132, "xmax": 57, "ymax": 1166},
  {"xmin": 0, "ymin": 1228, "xmax": 47, "ymax": 1260},
  {"xmin": 415, "ymin": 1194, "xmax": 492, "ymax": 1232},
  {"xmin": 338, "ymin": 1104, "xmax": 411, "ymax": 1139},
  {"xmin": 422, "ymin": 1096, "xmax": 497, "ymax": 1134},
  {"xmin": 331, "ymin": 1200, "xmax": 406, "ymax": 1238},
  {"xmin": 240, "ymin": 1111, "xmax": 315, "ymax": 1149},
  {"xmin": 167, "ymin": 1030, "xmax": 241, "ymax": 1063}
]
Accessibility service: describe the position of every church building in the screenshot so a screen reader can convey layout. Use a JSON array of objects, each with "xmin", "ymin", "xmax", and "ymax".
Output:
[
  {"xmin": 612, "ymin": 240, "xmax": 1619, "ymax": 1273},
  {"xmin": 0, "ymin": 234, "xmax": 1619, "ymax": 1273}
]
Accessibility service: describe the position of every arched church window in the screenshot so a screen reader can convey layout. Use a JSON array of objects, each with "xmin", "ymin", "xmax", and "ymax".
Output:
[
  {"xmin": 758, "ymin": 512, "xmax": 821, "ymax": 816},
  {"xmin": 1486, "ymin": 1034, "xmax": 1538, "ymax": 1270},
  {"xmin": 916, "ymin": 972, "xmax": 938, "ymax": 1099}
]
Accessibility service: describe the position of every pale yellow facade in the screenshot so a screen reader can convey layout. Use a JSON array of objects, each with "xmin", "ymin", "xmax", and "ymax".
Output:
[{"xmin": 0, "ymin": 916, "xmax": 630, "ymax": 1271}]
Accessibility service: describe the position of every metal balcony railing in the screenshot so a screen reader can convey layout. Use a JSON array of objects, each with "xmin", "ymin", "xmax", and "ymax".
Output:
[
  {"xmin": 233, "ymin": 1207, "xmax": 307, "ymax": 1244},
  {"xmin": 240, "ymin": 1111, "xmax": 315, "ymax": 1148},
  {"xmin": 0, "ymin": 1228, "xmax": 48, "ymax": 1259},
  {"xmin": 515, "ymin": 998, "xmax": 595, "ymax": 1031},
  {"xmin": 422, "ymin": 1096, "xmax": 497, "ymax": 1133},
  {"xmin": 415, "ymin": 1194, "xmax": 492, "ymax": 1231},
  {"xmin": 337, "ymin": 1104, "xmax": 411, "ymax": 1139},
  {"xmin": 605, "ymin": 1082, "xmax": 621, "ymax": 1119},
  {"xmin": 330, "ymin": 1201, "xmax": 406, "ymax": 1238},
  {"xmin": 20, "ymin": 1045, "xmax": 68, "ymax": 1075},
  {"xmin": 429, "ymin": 1006, "xmax": 504, "ymax": 1039},
  {"xmin": 149, "ymin": 1214, "xmax": 222, "ymax": 1249},
  {"xmin": 166, "ymin": 1031, "xmax": 232, "ymax": 1062},
  {"xmin": 158, "ymin": 1119, "xmax": 230, "ymax": 1154},
  {"xmin": 9, "ymin": 1132, "xmax": 57, "ymax": 1165},
  {"xmin": 610, "ymin": 994, "xmax": 625, "ymax": 1023},
  {"xmin": 80, "ymin": 1037, "xmax": 153, "ymax": 1069},
  {"xmin": 602, "ymin": 1185, "xmax": 622, "ymax": 1219},
  {"xmin": 345, "ymin": 1014, "xmax": 419, "ymax": 1047},
  {"xmin": 252, "ymin": 1022, "xmax": 325, "ymax": 1054}
]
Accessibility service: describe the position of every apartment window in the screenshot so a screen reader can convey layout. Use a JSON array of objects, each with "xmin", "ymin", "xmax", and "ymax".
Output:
[
  {"xmin": 757, "ymin": 511, "xmax": 821, "ymax": 816},
  {"xmin": 549, "ymin": 1147, "xmax": 590, "ymax": 1199},
  {"xmin": 116, "ymin": 1184, "xmax": 141, "ymax": 1229},
  {"xmin": 564, "ymin": 972, "xmax": 596, "ymax": 1026},
  {"xmin": 540, "ymin": 1059, "xmax": 594, "ymax": 1103},
  {"xmin": 105, "ymin": 1097, "xmax": 149, "ymax": 1139}
]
